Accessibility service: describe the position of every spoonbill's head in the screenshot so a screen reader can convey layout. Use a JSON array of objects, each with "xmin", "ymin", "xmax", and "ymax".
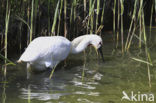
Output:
[{"xmin": 89, "ymin": 35, "xmax": 104, "ymax": 62}]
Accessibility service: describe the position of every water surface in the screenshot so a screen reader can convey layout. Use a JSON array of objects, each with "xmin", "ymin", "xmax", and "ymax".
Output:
[{"xmin": 1, "ymin": 29, "xmax": 156, "ymax": 103}]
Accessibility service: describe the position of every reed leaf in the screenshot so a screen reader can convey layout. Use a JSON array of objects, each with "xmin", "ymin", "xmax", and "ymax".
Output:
[
  {"xmin": 130, "ymin": 57, "xmax": 153, "ymax": 66},
  {"xmin": 0, "ymin": 54, "xmax": 16, "ymax": 66},
  {"xmin": 16, "ymin": 15, "xmax": 31, "ymax": 31},
  {"xmin": 51, "ymin": 0, "xmax": 60, "ymax": 35},
  {"xmin": 133, "ymin": 34, "xmax": 145, "ymax": 44}
]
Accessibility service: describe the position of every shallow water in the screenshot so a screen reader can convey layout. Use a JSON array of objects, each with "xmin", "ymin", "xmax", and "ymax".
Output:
[{"xmin": 1, "ymin": 29, "xmax": 156, "ymax": 103}]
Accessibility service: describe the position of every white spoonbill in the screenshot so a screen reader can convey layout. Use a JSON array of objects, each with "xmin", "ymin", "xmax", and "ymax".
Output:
[{"xmin": 17, "ymin": 34, "xmax": 104, "ymax": 71}]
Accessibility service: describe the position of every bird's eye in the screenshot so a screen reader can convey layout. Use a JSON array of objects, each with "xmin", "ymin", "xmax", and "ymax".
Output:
[{"xmin": 99, "ymin": 42, "xmax": 102, "ymax": 45}]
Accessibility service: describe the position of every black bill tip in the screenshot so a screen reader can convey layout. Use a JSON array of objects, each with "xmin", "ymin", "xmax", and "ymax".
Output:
[{"xmin": 98, "ymin": 46, "xmax": 104, "ymax": 62}]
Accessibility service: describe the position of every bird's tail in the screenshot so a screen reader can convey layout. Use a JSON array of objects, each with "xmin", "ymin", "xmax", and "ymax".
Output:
[{"xmin": 17, "ymin": 60, "xmax": 22, "ymax": 63}]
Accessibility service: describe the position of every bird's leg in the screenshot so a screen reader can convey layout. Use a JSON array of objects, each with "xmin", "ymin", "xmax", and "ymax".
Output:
[
  {"xmin": 26, "ymin": 63, "xmax": 31, "ymax": 79},
  {"xmin": 63, "ymin": 59, "xmax": 67, "ymax": 68},
  {"xmin": 82, "ymin": 50, "xmax": 86, "ymax": 81}
]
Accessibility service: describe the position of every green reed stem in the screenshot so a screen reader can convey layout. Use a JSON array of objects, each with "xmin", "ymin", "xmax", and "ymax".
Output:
[
  {"xmin": 4, "ymin": 0, "xmax": 10, "ymax": 64},
  {"xmin": 73, "ymin": 0, "xmax": 77, "ymax": 21},
  {"xmin": 48, "ymin": 0, "xmax": 50, "ymax": 35},
  {"xmin": 57, "ymin": 0, "xmax": 63, "ymax": 36},
  {"xmin": 86, "ymin": 0, "xmax": 93, "ymax": 33},
  {"xmin": 27, "ymin": 0, "xmax": 30, "ymax": 45},
  {"xmin": 150, "ymin": 3, "xmax": 154, "ymax": 29},
  {"xmin": 154, "ymin": 0, "xmax": 156, "ymax": 17},
  {"xmin": 33, "ymin": 0, "xmax": 38, "ymax": 36},
  {"xmin": 82, "ymin": 0, "xmax": 87, "ymax": 34},
  {"xmin": 89, "ymin": 0, "xmax": 92, "ymax": 16},
  {"xmin": 137, "ymin": 0, "xmax": 143, "ymax": 49},
  {"xmin": 64, "ymin": 0, "xmax": 67, "ymax": 37},
  {"xmin": 90, "ymin": 12, "xmax": 94, "ymax": 34},
  {"xmin": 125, "ymin": 0, "xmax": 137, "ymax": 51},
  {"xmin": 96, "ymin": 0, "xmax": 100, "ymax": 32},
  {"xmin": 2, "ymin": 78, "xmax": 6, "ymax": 103},
  {"xmin": 84, "ymin": 0, "xmax": 86, "ymax": 17},
  {"xmin": 30, "ymin": 0, "xmax": 34, "ymax": 43},
  {"xmin": 127, "ymin": 22, "xmax": 136, "ymax": 50},
  {"xmin": 142, "ymin": 9, "xmax": 152, "ymax": 88},
  {"xmin": 51, "ymin": 0, "xmax": 60, "ymax": 35},
  {"xmin": 113, "ymin": 0, "xmax": 116, "ymax": 39},
  {"xmin": 149, "ymin": 2, "xmax": 153, "ymax": 39},
  {"xmin": 101, "ymin": 0, "xmax": 105, "ymax": 25},
  {"xmin": 138, "ymin": 0, "xmax": 143, "ymax": 49},
  {"xmin": 4, "ymin": 0, "xmax": 10, "ymax": 76},
  {"xmin": 87, "ymin": 0, "xmax": 91, "ymax": 33},
  {"xmin": 90, "ymin": 0, "xmax": 95, "ymax": 34},
  {"xmin": 120, "ymin": 0, "xmax": 124, "ymax": 53},
  {"xmin": 70, "ymin": 1, "xmax": 73, "ymax": 27},
  {"xmin": 116, "ymin": 0, "xmax": 120, "ymax": 48},
  {"xmin": 139, "ymin": 15, "xmax": 142, "ymax": 48}
]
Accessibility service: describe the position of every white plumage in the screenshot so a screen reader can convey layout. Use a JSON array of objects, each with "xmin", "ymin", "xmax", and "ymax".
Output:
[{"xmin": 18, "ymin": 34, "xmax": 103, "ymax": 71}]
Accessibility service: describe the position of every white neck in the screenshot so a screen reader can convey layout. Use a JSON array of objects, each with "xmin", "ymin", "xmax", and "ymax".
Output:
[{"xmin": 71, "ymin": 35, "xmax": 90, "ymax": 54}]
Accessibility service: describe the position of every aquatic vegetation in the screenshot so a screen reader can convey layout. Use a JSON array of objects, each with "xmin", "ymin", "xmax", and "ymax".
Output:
[{"xmin": 0, "ymin": 0, "xmax": 155, "ymax": 89}]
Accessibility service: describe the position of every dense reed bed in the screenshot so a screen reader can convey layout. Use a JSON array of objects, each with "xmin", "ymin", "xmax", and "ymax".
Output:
[{"xmin": 0, "ymin": 0, "xmax": 155, "ymax": 86}]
